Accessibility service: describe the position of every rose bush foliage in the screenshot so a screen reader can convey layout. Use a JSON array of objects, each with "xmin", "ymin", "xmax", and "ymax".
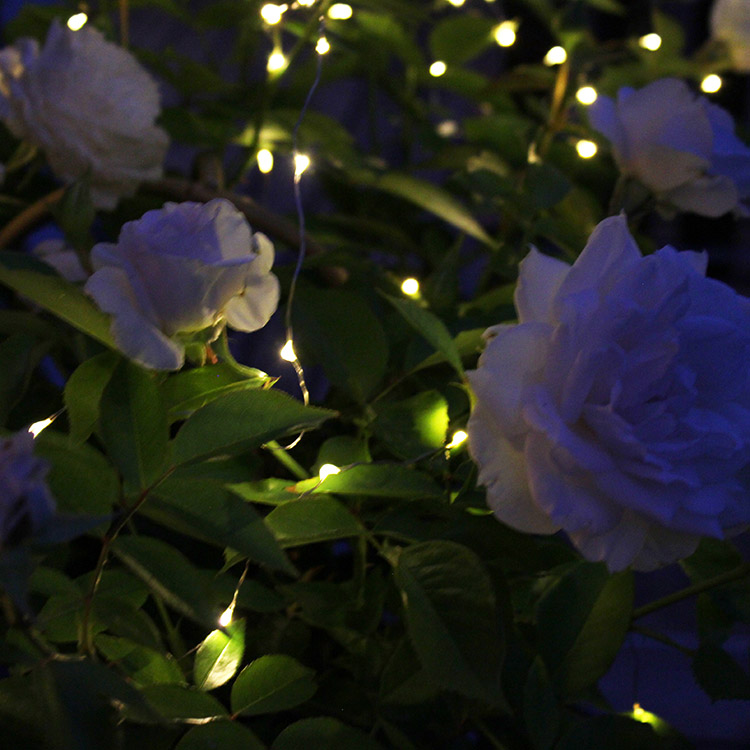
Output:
[
  {"xmin": 84, "ymin": 198, "xmax": 280, "ymax": 370},
  {"xmin": 468, "ymin": 216, "xmax": 750, "ymax": 571},
  {"xmin": 589, "ymin": 78, "xmax": 750, "ymax": 217},
  {"xmin": 0, "ymin": 19, "xmax": 167, "ymax": 208}
]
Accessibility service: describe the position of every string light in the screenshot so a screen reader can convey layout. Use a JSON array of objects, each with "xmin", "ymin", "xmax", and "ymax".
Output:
[
  {"xmin": 401, "ymin": 277, "xmax": 420, "ymax": 296},
  {"xmin": 493, "ymin": 21, "xmax": 517, "ymax": 47},
  {"xmin": 447, "ymin": 0, "xmax": 466, "ymax": 6},
  {"xmin": 267, "ymin": 50, "xmax": 287, "ymax": 73},
  {"xmin": 576, "ymin": 139, "xmax": 598, "ymax": 158},
  {"xmin": 639, "ymin": 33, "xmax": 662, "ymax": 51},
  {"xmin": 218, "ymin": 605, "xmax": 234, "ymax": 627},
  {"xmin": 701, "ymin": 74, "xmax": 722, "ymax": 93},
  {"xmin": 260, "ymin": 3, "xmax": 287, "ymax": 24},
  {"xmin": 28, "ymin": 416, "xmax": 55, "ymax": 438},
  {"xmin": 447, "ymin": 430, "xmax": 468, "ymax": 450},
  {"xmin": 436, "ymin": 120, "xmax": 459, "ymax": 137},
  {"xmin": 294, "ymin": 153, "xmax": 311, "ymax": 179},
  {"xmin": 298, "ymin": 0, "xmax": 315, "ymax": 5},
  {"xmin": 318, "ymin": 463, "xmax": 341, "ymax": 480},
  {"xmin": 257, "ymin": 148, "xmax": 274, "ymax": 173},
  {"xmin": 543, "ymin": 46, "xmax": 567, "ymax": 66},
  {"xmin": 66, "ymin": 12, "xmax": 88, "ymax": 31},
  {"xmin": 429, "ymin": 60, "xmax": 447, "ymax": 77},
  {"xmin": 315, "ymin": 36, "xmax": 330, "ymax": 55},
  {"xmin": 280, "ymin": 339, "xmax": 297, "ymax": 362},
  {"xmin": 576, "ymin": 85, "xmax": 598, "ymax": 105},
  {"xmin": 328, "ymin": 3, "xmax": 352, "ymax": 19}
]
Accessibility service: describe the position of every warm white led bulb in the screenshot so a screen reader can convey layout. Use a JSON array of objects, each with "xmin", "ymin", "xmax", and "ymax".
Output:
[
  {"xmin": 318, "ymin": 463, "xmax": 341, "ymax": 480},
  {"xmin": 639, "ymin": 33, "xmax": 662, "ymax": 51},
  {"xmin": 257, "ymin": 149, "xmax": 274, "ymax": 174},
  {"xmin": 294, "ymin": 153, "xmax": 311, "ymax": 178},
  {"xmin": 701, "ymin": 74, "xmax": 722, "ymax": 93},
  {"xmin": 267, "ymin": 51, "xmax": 287, "ymax": 72},
  {"xmin": 315, "ymin": 36, "xmax": 331, "ymax": 55},
  {"xmin": 543, "ymin": 45, "xmax": 567, "ymax": 66},
  {"xmin": 28, "ymin": 417, "xmax": 55, "ymax": 438},
  {"xmin": 328, "ymin": 3, "xmax": 353, "ymax": 19},
  {"xmin": 493, "ymin": 21, "xmax": 517, "ymax": 47},
  {"xmin": 576, "ymin": 139, "xmax": 598, "ymax": 159},
  {"xmin": 447, "ymin": 430, "xmax": 468, "ymax": 449},
  {"xmin": 260, "ymin": 3, "xmax": 287, "ymax": 24},
  {"xmin": 447, "ymin": 0, "xmax": 466, "ymax": 6},
  {"xmin": 576, "ymin": 86, "xmax": 598, "ymax": 105},
  {"xmin": 218, "ymin": 605, "xmax": 234, "ymax": 627},
  {"xmin": 298, "ymin": 0, "xmax": 315, "ymax": 5},
  {"xmin": 280, "ymin": 340, "xmax": 297, "ymax": 362},
  {"xmin": 429, "ymin": 60, "xmax": 447, "ymax": 77},
  {"xmin": 66, "ymin": 12, "xmax": 88, "ymax": 31},
  {"xmin": 401, "ymin": 278, "xmax": 420, "ymax": 296}
]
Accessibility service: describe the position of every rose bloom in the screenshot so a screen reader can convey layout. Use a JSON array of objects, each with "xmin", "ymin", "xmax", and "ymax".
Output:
[
  {"xmin": 467, "ymin": 216, "xmax": 750, "ymax": 571},
  {"xmin": 711, "ymin": 0, "xmax": 750, "ymax": 72},
  {"xmin": 0, "ymin": 19, "xmax": 168, "ymax": 209},
  {"xmin": 0, "ymin": 431, "xmax": 56, "ymax": 551},
  {"xmin": 85, "ymin": 199, "xmax": 280, "ymax": 371},
  {"xmin": 589, "ymin": 78, "xmax": 750, "ymax": 217}
]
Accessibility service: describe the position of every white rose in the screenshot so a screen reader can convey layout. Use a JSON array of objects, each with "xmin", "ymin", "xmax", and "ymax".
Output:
[
  {"xmin": 84, "ymin": 198, "xmax": 280, "ymax": 371},
  {"xmin": 0, "ymin": 19, "xmax": 168, "ymax": 209},
  {"xmin": 589, "ymin": 78, "xmax": 750, "ymax": 217},
  {"xmin": 711, "ymin": 0, "xmax": 750, "ymax": 72},
  {"xmin": 0, "ymin": 431, "xmax": 56, "ymax": 551},
  {"xmin": 467, "ymin": 215, "xmax": 750, "ymax": 572}
]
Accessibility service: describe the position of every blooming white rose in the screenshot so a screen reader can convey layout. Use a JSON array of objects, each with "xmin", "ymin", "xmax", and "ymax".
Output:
[
  {"xmin": 711, "ymin": 0, "xmax": 750, "ymax": 72},
  {"xmin": 467, "ymin": 215, "xmax": 750, "ymax": 571},
  {"xmin": 589, "ymin": 78, "xmax": 750, "ymax": 217},
  {"xmin": 0, "ymin": 19, "xmax": 168, "ymax": 209},
  {"xmin": 0, "ymin": 431, "xmax": 56, "ymax": 551},
  {"xmin": 85, "ymin": 198, "xmax": 280, "ymax": 370}
]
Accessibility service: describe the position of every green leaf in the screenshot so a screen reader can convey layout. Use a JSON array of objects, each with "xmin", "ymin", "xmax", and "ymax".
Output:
[
  {"xmin": 113, "ymin": 536, "xmax": 219, "ymax": 630},
  {"xmin": 230, "ymin": 654, "xmax": 317, "ymax": 716},
  {"xmin": 95, "ymin": 635, "xmax": 185, "ymax": 688},
  {"xmin": 362, "ymin": 173, "xmax": 495, "ymax": 246},
  {"xmin": 99, "ymin": 359, "xmax": 169, "ymax": 490},
  {"xmin": 536, "ymin": 563, "xmax": 634, "ymax": 697},
  {"xmin": 394, "ymin": 540, "xmax": 504, "ymax": 705},
  {"xmin": 524, "ymin": 657, "xmax": 559, "ymax": 750},
  {"xmin": 692, "ymin": 642, "xmax": 750, "ymax": 701},
  {"xmin": 145, "ymin": 478, "xmax": 294, "ymax": 575},
  {"xmin": 372, "ymin": 391, "xmax": 449, "ymax": 459},
  {"xmin": 140, "ymin": 684, "xmax": 228, "ymax": 722},
  {"xmin": 429, "ymin": 15, "xmax": 495, "ymax": 65},
  {"xmin": 51, "ymin": 177, "xmax": 95, "ymax": 251},
  {"xmin": 526, "ymin": 162, "xmax": 571, "ymax": 210},
  {"xmin": 264, "ymin": 496, "xmax": 363, "ymax": 547},
  {"xmin": 0, "ymin": 333, "xmax": 47, "ymax": 423},
  {"xmin": 0, "ymin": 252, "xmax": 114, "ymax": 346},
  {"xmin": 175, "ymin": 722, "xmax": 265, "ymax": 750},
  {"xmin": 272, "ymin": 717, "xmax": 385, "ymax": 750},
  {"xmin": 292, "ymin": 287, "xmax": 388, "ymax": 404},
  {"xmin": 382, "ymin": 293, "xmax": 464, "ymax": 377},
  {"xmin": 162, "ymin": 362, "xmax": 273, "ymax": 421},
  {"xmin": 313, "ymin": 464, "xmax": 442, "ymax": 499},
  {"xmin": 64, "ymin": 351, "xmax": 119, "ymax": 445},
  {"xmin": 194, "ymin": 620, "xmax": 246, "ymax": 691},
  {"xmin": 556, "ymin": 716, "xmax": 664, "ymax": 750},
  {"xmin": 172, "ymin": 389, "xmax": 336, "ymax": 465}
]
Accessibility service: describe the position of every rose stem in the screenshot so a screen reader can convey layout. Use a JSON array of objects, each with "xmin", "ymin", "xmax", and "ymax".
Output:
[{"xmin": 0, "ymin": 188, "xmax": 65, "ymax": 251}]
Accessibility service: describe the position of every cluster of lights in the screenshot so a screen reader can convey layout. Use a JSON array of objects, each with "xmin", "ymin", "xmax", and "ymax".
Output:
[
  {"xmin": 401, "ymin": 277, "xmax": 420, "ymax": 296},
  {"xmin": 638, "ymin": 33, "xmax": 662, "ymax": 51},
  {"xmin": 493, "ymin": 20, "xmax": 517, "ymax": 48},
  {"xmin": 66, "ymin": 12, "xmax": 88, "ymax": 31}
]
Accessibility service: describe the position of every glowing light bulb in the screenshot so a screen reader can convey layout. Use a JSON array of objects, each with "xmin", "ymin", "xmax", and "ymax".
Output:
[
  {"xmin": 280, "ymin": 340, "xmax": 297, "ymax": 362},
  {"xmin": 260, "ymin": 3, "xmax": 287, "ymax": 24},
  {"xmin": 401, "ymin": 278, "xmax": 420, "ymax": 296},
  {"xmin": 543, "ymin": 46, "xmax": 567, "ymax": 66},
  {"xmin": 429, "ymin": 60, "xmax": 447, "ymax": 77},
  {"xmin": 447, "ymin": 430, "xmax": 468, "ymax": 449},
  {"xmin": 701, "ymin": 74, "xmax": 722, "ymax": 93},
  {"xmin": 218, "ymin": 605, "xmax": 234, "ymax": 627},
  {"xmin": 436, "ymin": 120, "xmax": 459, "ymax": 137},
  {"xmin": 318, "ymin": 463, "xmax": 341, "ymax": 480},
  {"xmin": 493, "ymin": 21, "xmax": 517, "ymax": 47},
  {"xmin": 447, "ymin": 0, "xmax": 466, "ymax": 6},
  {"xmin": 576, "ymin": 85, "xmax": 598, "ymax": 105},
  {"xmin": 257, "ymin": 149, "xmax": 274, "ymax": 174},
  {"xmin": 294, "ymin": 153, "xmax": 310, "ymax": 178},
  {"xmin": 639, "ymin": 33, "xmax": 662, "ymax": 51},
  {"xmin": 28, "ymin": 417, "xmax": 55, "ymax": 438},
  {"xmin": 66, "ymin": 12, "xmax": 88, "ymax": 31},
  {"xmin": 328, "ymin": 3, "xmax": 352, "ymax": 19},
  {"xmin": 315, "ymin": 36, "xmax": 330, "ymax": 55},
  {"xmin": 267, "ymin": 51, "xmax": 287, "ymax": 72},
  {"xmin": 576, "ymin": 139, "xmax": 598, "ymax": 159},
  {"xmin": 298, "ymin": 0, "xmax": 315, "ymax": 5}
]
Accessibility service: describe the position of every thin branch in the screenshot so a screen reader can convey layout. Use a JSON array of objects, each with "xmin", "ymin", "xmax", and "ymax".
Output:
[{"xmin": 0, "ymin": 188, "xmax": 65, "ymax": 251}]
